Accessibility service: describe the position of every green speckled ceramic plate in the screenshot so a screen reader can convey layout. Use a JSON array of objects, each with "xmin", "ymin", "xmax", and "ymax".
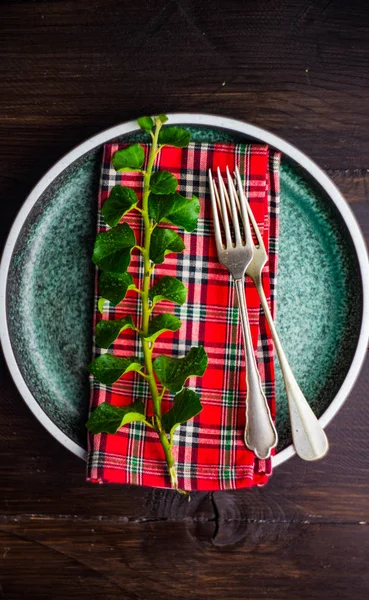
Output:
[{"xmin": 1, "ymin": 114, "xmax": 368, "ymax": 467}]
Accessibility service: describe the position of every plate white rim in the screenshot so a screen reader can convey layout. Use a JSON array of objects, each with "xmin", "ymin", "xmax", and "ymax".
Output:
[{"xmin": 1, "ymin": 113, "xmax": 368, "ymax": 468}]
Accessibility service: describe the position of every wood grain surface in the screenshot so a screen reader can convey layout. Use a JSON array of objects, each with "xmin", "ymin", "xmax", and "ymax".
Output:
[{"xmin": 0, "ymin": 1, "xmax": 368, "ymax": 598}]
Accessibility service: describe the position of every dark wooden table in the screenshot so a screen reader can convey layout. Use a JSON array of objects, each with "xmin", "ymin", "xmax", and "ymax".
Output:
[{"xmin": 1, "ymin": 1, "xmax": 369, "ymax": 598}]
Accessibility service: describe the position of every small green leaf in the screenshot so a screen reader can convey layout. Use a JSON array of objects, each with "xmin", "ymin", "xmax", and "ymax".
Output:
[
  {"xmin": 112, "ymin": 144, "xmax": 145, "ymax": 172},
  {"xmin": 157, "ymin": 113, "xmax": 168, "ymax": 124},
  {"xmin": 153, "ymin": 346, "xmax": 208, "ymax": 393},
  {"xmin": 137, "ymin": 116, "xmax": 154, "ymax": 131},
  {"xmin": 88, "ymin": 354, "xmax": 143, "ymax": 385},
  {"xmin": 149, "ymin": 276, "xmax": 187, "ymax": 308},
  {"xmin": 92, "ymin": 223, "xmax": 136, "ymax": 273},
  {"xmin": 102, "ymin": 185, "xmax": 138, "ymax": 227},
  {"xmin": 144, "ymin": 314, "xmax": 182, "ymax": 342},
  {"xmin": 95, "ymin": 316, "xmax": 136, "ymax": 349},
  {"xmin": 148, "ymin": 192, "xmax": 200, "ymax": 232},
  {"xmin": 150, "ymin": 170, "xmax": 178, "ymax": 195},
  {"xmin": 86, "ymin": 399, "xmax": 146, "ymax": 434},
  {"xmin": 99, "ymin": 271, "xmax": 135, "ymax": 305},
  {"xmin": 158, "ymin": 127, "xmax": 191, "ymax": 148},
  {"xmin": 162, "ymin": 388, "xmax": 202, "ymax": 435},
  {"xmin": 98, "ymin": 298, "xmax": 106, "ymax": 314},
  {"xmin": 149, "ymin": 227, "xmax": 185, "ymax": 264}
]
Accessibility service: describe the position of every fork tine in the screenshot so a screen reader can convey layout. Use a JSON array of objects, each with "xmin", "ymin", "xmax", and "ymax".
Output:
[
  {"xmin": 216, "ymin": 170, "xmax": 234, "ymax": 216},
  {"xmin": 217, "ymin": 169, "xmax": 243, "ymax": 230},
  {"xmin": 208, "ymin": 170, "xmax": 224, "ymax": 254},
  {"xmin": 227, "ymin": 168, "xmax": 249, "ymax": 243},
  {"xmin": 212, "ymin": 178, "xmax": 223, "ymax": 223},
  {"xmin": 246, "ymin": 200, "xmax": 265, "ymax": 249},
  {"xmin": 211, "ymin": 174, "xmax": 230, "ymax": 247},
  {"xmin": 224, "ymin": 172, "xmax": 244, "ymax": 233},
  {"xmin": 225, "ymin": 166, "xmax": 242, "ymax": 246},
  {"xmin": 216, "ymin": 167, "xmax": 233, "ymax": 248},
  {"xmin": 234, "ymin": 166, "xmax": 255, "ymax": 249},
  {"xmin": 235, "ymin": 166, "xmax": 265, "ymax": 250}
]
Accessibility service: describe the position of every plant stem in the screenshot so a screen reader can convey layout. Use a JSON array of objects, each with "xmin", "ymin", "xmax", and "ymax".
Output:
[{"xmin": 140, "ymin": 118, "xmax": 179, "ymax": 490}]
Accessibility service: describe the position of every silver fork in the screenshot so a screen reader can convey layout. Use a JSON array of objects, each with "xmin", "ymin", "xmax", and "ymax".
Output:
[
  {"xmin": 209, "ymin": 167, "xmax": 278, "ymax": 460},
  {"xmin": 234, "ymin": 166, "xmax": 329, "ymax": 461}
]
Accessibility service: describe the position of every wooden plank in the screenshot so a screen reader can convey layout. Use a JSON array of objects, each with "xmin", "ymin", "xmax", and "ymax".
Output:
[
  {"xmin": 0, "ymin": 0, "xmax": 368, "ymax": 171},
  {"xmin": 1, "ymin": 519, "xmax": 369, "ymax": 599},
  {"xmin": 2, "ymin": 352, "xmax": 369, "ymax": 523}
]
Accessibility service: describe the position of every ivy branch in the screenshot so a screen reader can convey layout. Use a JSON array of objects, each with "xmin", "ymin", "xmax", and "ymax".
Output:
[{"xmin": 86, "ymin": 114, "xmax": 208, "ymax": 492}]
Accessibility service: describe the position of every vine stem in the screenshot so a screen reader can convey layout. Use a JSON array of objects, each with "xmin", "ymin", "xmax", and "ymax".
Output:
[{"xmin": 140, "ymin": 118, "xmax": 178, "ymax": 490}]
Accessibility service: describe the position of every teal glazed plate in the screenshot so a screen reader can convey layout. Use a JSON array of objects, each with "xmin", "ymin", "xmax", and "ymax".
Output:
[{"xmin": 1, "ymin": 114, "xmax": 368, "ymax": 467}]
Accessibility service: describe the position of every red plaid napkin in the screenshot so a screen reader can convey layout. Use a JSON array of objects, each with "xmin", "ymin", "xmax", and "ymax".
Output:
[{"xmin": 87, "ymin": 141, "xmax": 281, "ymax": 491}]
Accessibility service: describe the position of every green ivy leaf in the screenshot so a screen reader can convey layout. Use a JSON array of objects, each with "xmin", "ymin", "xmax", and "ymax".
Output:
[
  {"xmin": 101, "ymin": 185, "xmax": 138, "ymax": 227},
  {"xmin": 99, "ymin": 271, "xmax": 135, "ymax": 306},
  {"xmin": 88, "ymin": 354, "xmax": 143, "ymax": 385},
  {"xmin": 153, "ymin": 346, "xmax": 208, "ymax": 393},
  {"xmin": 150, "ymin": 170, "xmax": 178, "ymax": 195},
  {"xmin": 86, "ymin": 399, "xmax": 146, "ymax": 434},
  {"xmin": 95, "ymin": 316, "xmax": 136, "ymax": 349},
  {"xmin": 148, "ymin": 192, "xmax": 200, "ymax": 232},
  {"xmin": 158, "ymin": 127, "xmax": 191, "ymax": 148},
  {"xmin": 149, "ymin": 227, "xmax": 185, "ymax": 264},
  {"xmin": 157, "ymin": 113, "xmax": 168, "ymax": 124},
  {"xmin": 137, "ymin": 116, "xmax": 154, "ymax": 132},
  {"xmin": 92, "ymin": 223, "xmax": 136, "ymax": 273},
  {"xmin": 98, "ymin": 298, "xmax": 106, "ymax": 314},
  {"xmin": 149, "ymin": 276, "xmax": 187, "ymax": 308},
  {"xmin": 144, "ymin": 314, "xmax": 182, "ymax": 343},
  {"xmin": 162, "ymin": 388, "xmax": 202, "ymax": 435},
  {"xmin": 112, "ymin": 144, "xmax": 145, "ymax": 172}
]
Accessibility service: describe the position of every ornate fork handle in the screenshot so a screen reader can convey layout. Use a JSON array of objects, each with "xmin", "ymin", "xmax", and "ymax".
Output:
[
  {"xmin": 235, "ymin": 278, "xmax": 277, "ymax": 459},
  {"xmin": 253, "ymin": 274, "xmax": 329, "ymax": 461}
]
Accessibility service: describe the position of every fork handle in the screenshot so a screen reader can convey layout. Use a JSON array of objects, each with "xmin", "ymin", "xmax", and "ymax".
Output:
[
  {"xmin": 235, "ymin": 278, "xmax": 278, "ymax": 459},
  {"xmin": 254, "ymin": 277, "xmax": 329, "ymax": 461}
]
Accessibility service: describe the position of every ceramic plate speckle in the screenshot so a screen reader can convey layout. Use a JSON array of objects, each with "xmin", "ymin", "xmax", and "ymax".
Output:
[{"xmin": 1, "ymin": 114, "xmax": 368, "ymax": 466}]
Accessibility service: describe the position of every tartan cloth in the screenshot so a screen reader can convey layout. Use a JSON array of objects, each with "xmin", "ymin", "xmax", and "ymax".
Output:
[{"xmin": 87, "ymin": 141, "xmax": 281, "ymax": 491}]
